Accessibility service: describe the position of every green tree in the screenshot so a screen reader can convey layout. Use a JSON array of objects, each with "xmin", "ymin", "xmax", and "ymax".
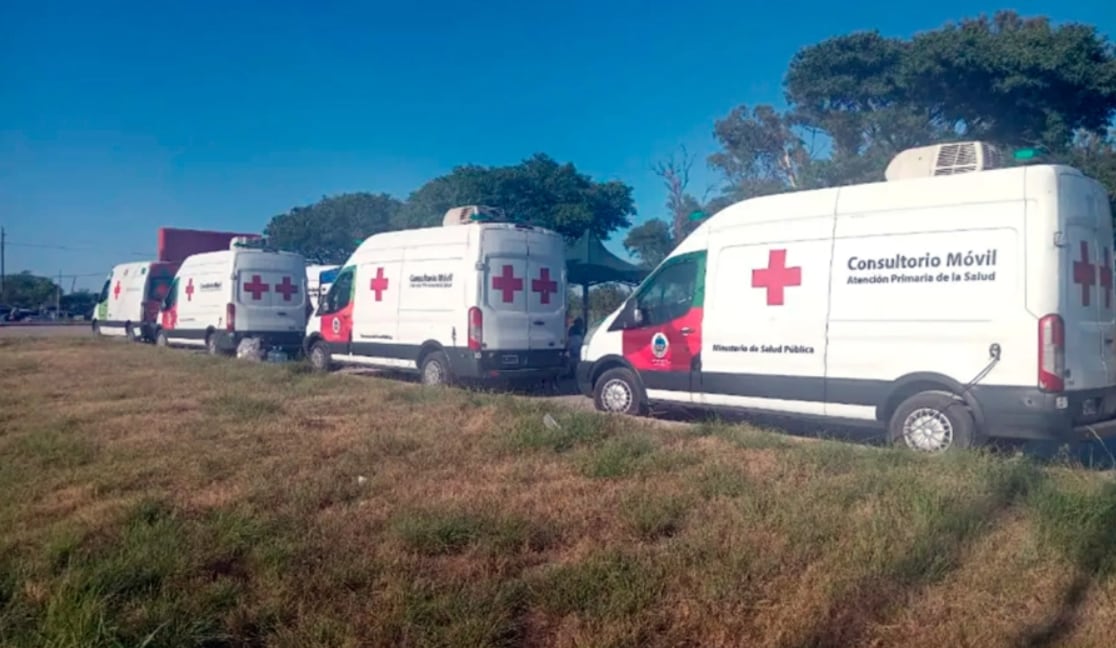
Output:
[
  {"xmin": 4, "ymin": 272, "xmax": 59, "ymax": 309},
  {"xmin": 624, "ymin": 147, "xmax": 728, "ymax": 267},
  {"xmin": 710, "ymin": 11, "xmax": 1116, "ymax": 200},
  {"xmin": 398, "ymin": 153, "xmax": 636, "ymax": 240},
  {"xmin": 264, "ymin": 192, "xmax": 402, "ymax": 264}
]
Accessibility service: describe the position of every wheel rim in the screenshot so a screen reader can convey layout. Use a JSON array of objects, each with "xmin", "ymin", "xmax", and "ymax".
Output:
[
  {"xmin": 311, "ymin": 346, "xmax": 327, "ymax": 369},
  {"xmin": 422, "ymin": 360, "xmax": 443, "ymax": 385},
  {"xmin": 901, "ymin": 407, "xmax": 954, "ymax": 452},
  {"xmin": 600, "ymin": 378, "xmax": 633, "ymax": 413}
]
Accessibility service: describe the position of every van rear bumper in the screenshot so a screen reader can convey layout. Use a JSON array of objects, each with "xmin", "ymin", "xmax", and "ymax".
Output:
[
  {"xmin": 214, "ymin": 330, "xmax": 304, "ymax": 353},
  {"xmin": 972, "ymin": 385, "xmax": 1116, "ymax": 441},
  {"xmin": 446, "ymin": 348, "xmax": 566, "ymax": 382}
]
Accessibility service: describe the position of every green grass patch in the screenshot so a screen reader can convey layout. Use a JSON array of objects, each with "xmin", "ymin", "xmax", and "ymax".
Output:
[
  {"xmin": 504, "ymin": 411, "xmax": 611, "ymax": 453},
  {"xmin": 202, "ymin": 393, "xmax": 284, "ymax": 421},
  {"xmin": 531, "ymin": 550, "xmax": 662, "ymax": 620},
  {"xmin": 577, "ymin": 434, "xmax": 657, "ymax": 479},
  {"xmin": 392, "ymin": 506, "xmax": 553, "ymax": 557},
  {"xmin": 620, "ymin": 493, "xmax": 690, "ymax": 540}
]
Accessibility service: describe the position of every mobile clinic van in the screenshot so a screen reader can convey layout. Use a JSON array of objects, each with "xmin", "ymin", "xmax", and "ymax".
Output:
[
  {"xmin": 92, "ymin": 261, "xmax": 176, "ymax": 341},
  {"xmin": 577, "ymin": 142, "xmax": 1116, "ymax": 452},
  {"xmin": 154, "ymin": 237, "xmax": 309, "ymax": 357},
  {"xmin": 304, "ymin": 205, "xmax": 568, "ymax": 385}
]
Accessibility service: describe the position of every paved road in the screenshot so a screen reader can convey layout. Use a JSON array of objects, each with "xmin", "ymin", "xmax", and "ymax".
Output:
[{"xmin": 0, "ymin": 324, "xmax": 92, "ymax": 338}]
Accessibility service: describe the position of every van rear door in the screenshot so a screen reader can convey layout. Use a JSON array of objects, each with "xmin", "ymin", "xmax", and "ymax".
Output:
[
  {"xmin": 1060, "ymin": 173, "xmax": 1114, "ymax": 391},
  {"xmin": 481, "ymin": 226, "xmax": 530, "ymax": 352},
  {"xmin": 234, "ymin": 252, "xmax": 307, "ymax": 333},
  {"xmin": 525, "ymin": 229, "xmax": 566, "ymax": 352}
]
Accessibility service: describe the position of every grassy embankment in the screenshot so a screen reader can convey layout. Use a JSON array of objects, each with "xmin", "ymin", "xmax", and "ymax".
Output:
[{"xmin": 1, "ymin": 337, "xmax": 1116, "ymax": 647}]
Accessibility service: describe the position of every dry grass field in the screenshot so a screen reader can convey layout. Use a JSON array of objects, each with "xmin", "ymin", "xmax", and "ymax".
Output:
[{"xmin": 2, "ymin": 337, "xmax": 1116, "ymax": 647}]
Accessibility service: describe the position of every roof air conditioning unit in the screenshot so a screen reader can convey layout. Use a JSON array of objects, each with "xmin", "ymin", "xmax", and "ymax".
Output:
[
  {"xmin": 442, "ymin": 205, "xmax": 507, "ymax": 226},
  {"xmin": 885, "ymin": 142, "xmax": 1004, "ymax": 182}
]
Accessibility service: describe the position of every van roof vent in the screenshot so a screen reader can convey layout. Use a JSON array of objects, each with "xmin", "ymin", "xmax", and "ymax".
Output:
[
  {"xmin": 442, "ymin": 205, "xmax": 508, "ymax": 226},
  {"xmin": 229, "ymin": 235, "xmax": 268, "ymax": 250},
  {"xmin": 885, "ymin": 141, "xmax": 1004, "ymax": 181}
]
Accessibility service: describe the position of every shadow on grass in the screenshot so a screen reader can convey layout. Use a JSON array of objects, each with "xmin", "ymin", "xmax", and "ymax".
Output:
[
  {"xmin": 797, "ymin": 458, "xmax": 1043, "ymax": 648},
  {"xmin": 1011, "ymin": 480, "xmax": 1116, "ymax": 648}
]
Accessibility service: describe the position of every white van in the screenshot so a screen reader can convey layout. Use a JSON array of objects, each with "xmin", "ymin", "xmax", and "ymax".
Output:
[
  {"xmin": 92, "ymin": 261, "xmax": 176, "ymax": 341},
  {"xmin": 304, "ymin": 205, "xmax": 568, "ymax": 384},
  {"xmin": 577, "ymin": 142, "xmax": 1116, "ymax": 452},
  {"xmin": 154, "ymin": 238, "xmax": 309, "ymax": 356}
]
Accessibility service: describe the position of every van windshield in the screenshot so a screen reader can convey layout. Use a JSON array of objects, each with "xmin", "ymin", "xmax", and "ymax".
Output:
[{"xmin": 98, "ymin": 279, "xmax": 110, "ymax": 303}]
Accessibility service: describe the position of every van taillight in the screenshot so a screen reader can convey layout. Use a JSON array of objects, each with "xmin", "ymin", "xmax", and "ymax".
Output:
[
  {"xmin": 226, "ymin": 303, "xmax": 236, "ymax": 332},
  {"xmin": 1038, "ymin": 314, "xmax": 1065, "ymax": 392},
  {"xmin": 468, "ymin": 307, "xmax": 482, "ymax": 351}
]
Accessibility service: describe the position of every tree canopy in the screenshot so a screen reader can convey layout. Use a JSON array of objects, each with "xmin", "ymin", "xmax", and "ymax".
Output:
[
  {"xmin": 264, "ymin": 192, "xmax": 402, "ymax": 264},
  {"xmin": 2, "ymin": 272, "xmax": 60, "ymax": 309},
  {"xmin": 398, "ymin": 153, "xmax": 636, "ymax": 240},
  {"xmin": 625, "ymin": 10, "xmax": 1116, "ymax": 266}
]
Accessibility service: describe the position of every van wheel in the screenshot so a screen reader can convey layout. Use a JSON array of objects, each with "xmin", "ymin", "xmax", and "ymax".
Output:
[
  {"xmin": 125, "ymin": 323, "xmax": 141, "ymax": 342},
  {"xmin": 308, "ymin": 341, "xmax": 332, "ymax": 372},
  {"xmin": 206, "ymin": 333, "xmax": 223, "ymax": 356},
  {"xmin": 155, "ymin": 330, "xmax": 169, "ymax": 347},
  {"xmin": 888, "ymin": 390, "xmax": 978, "ymax": 453},
  {"xmin": 593, "ymin": 368, "xmax": 648, "ymax": 416},
  {"xmin": 92, "ymin": 320, "xmax": 101, "ymax": 336},
  {"xmin": 420, "ymin": 351, "xmax": 452, "ymax": 386}
]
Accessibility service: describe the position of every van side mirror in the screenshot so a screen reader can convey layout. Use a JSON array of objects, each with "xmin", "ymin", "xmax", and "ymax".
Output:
[{"xmin": 631, "ymin": 306, "xmax": 644, "ymax": 327}]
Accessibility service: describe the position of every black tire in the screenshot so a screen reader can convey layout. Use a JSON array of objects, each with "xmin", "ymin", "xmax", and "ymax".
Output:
[
  {"xmin": 155, "ymin": 329, "xmax": 169, "ymax": 347},
  {"xmin": 420, "ymin": 351, "xmax": 452, "ymax": 386},
  {"xmin": 92, "ymin": 320, "xmax": 101, "ymax": 336},
  {"xmin": 592, "ymin": 367, "xmax": 648, "ymax": 416},
  {"xmin": 125, "ymin": 322, "xmax": 141, "ymax": 343},
  {"xmin": 888, "ymin": 390, "xmax": 980, "ymax": 453},
  {"xmin": 206, "ymin": 332, "xmax": 222, "ymax": 356},
  {"xmin": 308, "ymin": 340, "xmax": 332, "ymax": 372}
]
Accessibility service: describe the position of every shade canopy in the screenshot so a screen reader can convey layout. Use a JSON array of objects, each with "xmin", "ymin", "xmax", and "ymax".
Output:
[
  {"xmin": 564, "ymin": 231, "xmax": 647, "ymax": 323},
  {"xmin": 564, "ymin": 231, "xmax": 647, "ymax": 287}
]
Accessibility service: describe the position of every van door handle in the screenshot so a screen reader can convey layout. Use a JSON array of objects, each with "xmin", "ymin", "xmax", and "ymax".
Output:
[
  {"xmin": 680, "ymin": 327, "xmax": 693, "ymax": 335},
  {"xmin": 532, "ymin": 320, "xmax": 545, "ymax": 326},
  {"xmin": 1106, "ymin": 337, "xmax": 1113, "ymax": 345}
]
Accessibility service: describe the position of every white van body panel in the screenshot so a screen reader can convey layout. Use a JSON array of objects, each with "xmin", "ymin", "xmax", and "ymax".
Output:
[
  {"xmin": 580, "ymin": 163, "xmax": 1116, "ymax": 441},
  {"xmin": 308, "ymin": 221, "xmax": 568, "ymax": 381}
]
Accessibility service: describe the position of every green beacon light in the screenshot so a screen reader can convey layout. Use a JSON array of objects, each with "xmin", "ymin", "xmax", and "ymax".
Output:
[
  {"xmin": 688, "ymin": 210, "xmax": 706, "ymax": 222},
  {"xmin": 1012, "ymin": 147, "xmax": 1047, "ymax": 162}
]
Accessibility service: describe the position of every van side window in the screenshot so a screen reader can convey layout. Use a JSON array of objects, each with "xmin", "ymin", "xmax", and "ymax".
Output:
[
  {"xmin": 320, "ymin": 269, "xmax": 354, "ymax": 315},
  {"xmin": 98, "ymin": 279, "xmax": 110, "ymax": 303},
  {"xmin": 635, "ymin": 260, "xmax": 697, "ymax": 327}
]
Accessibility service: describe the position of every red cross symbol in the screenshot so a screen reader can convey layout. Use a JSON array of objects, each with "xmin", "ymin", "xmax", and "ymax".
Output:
[
  {"xmin": 531, "ymin": 267, "xmax": 558, "ymax": 304},
  {"xmin": 275, "ymin": 276, "xmax": 299, "ymax": 301},
  {"xmin": 1101, "ymin": 248, "xmax": 1113, "ymax": 310},
  {"xmin": 185, "ymin": 278, "xmax": 195, "ymax": 302},
  {"xmin": 1073, "ymin": 242, "xmax": 1097, "ymax": 307},
  {"xmin": 113, "ymin": 281, "xmax": 122, "ymax": 300},
  {"xmin": 492, "ymin": 265, "xmax": 523, "ymax": 303},
  {"xmin": 370, "ymin": 267, "xmax": 389, "ymax": 302},
  {"xmin": 752, "ymin": 249, "xmax": 802, "ymax": 306},
  {"xmin": 243, "ymin": 274, "xmax": 269, "ymax": 300}
]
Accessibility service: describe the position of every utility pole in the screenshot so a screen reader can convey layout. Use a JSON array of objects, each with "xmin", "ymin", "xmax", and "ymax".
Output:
[
  {"xmin": 56, "ymin": 269, "xmax": 62, "ymax": 316},
  {"xmin": 1, "ymin": 226, "xmax": 6, "ymax": 304}
]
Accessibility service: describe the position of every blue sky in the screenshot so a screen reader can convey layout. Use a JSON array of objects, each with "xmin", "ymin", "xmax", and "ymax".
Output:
[{"xmin": 2, "ymin": 0, "xmax": 1114, "ymax": 291}]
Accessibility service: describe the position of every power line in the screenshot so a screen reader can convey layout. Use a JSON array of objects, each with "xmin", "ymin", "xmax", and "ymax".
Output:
[{"xmin": 6, "ymin": 240, "xmax": 150, "ymax": 257}]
